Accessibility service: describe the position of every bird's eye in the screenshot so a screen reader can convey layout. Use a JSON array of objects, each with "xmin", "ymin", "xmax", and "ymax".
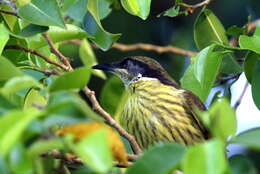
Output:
[{"xmin": 137, "ymin": 73, "xmax": 142, "ymax": 79}]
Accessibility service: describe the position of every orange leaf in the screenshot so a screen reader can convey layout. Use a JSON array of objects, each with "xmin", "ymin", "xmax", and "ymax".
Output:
[{"xmin": 57, "ymin": 122, "xmax": 128, "ymax": 165}]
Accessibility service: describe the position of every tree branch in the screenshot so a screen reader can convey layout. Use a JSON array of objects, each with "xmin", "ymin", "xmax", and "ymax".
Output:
[
  {"xmin": 0, "ymin": 9, "xmax": 18, "ymax": 17},
  {"xmin": 42, "ymin": 150, "xmax": 134, "ymax": 168},
  {"xmin": 42, "ymin": 33, "xmax": 73, "ymax": 71},
  {"xmin": 68, "ymin": 40, "xmax": 197, "ymax": 57},
  {"xmin": 234, "ymin": 82, "xmax": 249, "ymax": 110},
  {"xmin": 82, "ymin": 87, "xmax": 142, "ymax": 154},
  {"xmin": 4, "ymin": 45, "xmax": 68, "ymax": 70},
  {"xmin": 178, "ymin": 0, "xmax": 212, "ymax": 14}
]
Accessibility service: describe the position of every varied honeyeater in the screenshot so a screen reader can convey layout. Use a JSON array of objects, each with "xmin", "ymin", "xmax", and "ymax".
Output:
[{"xmin": 93, "ymin": 56, "xmax": 209, "ymax": 149}]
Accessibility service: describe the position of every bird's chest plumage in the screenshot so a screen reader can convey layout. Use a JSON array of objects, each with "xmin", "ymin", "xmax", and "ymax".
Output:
[
  {"xmin": 120, "ymin": 80, "xmax": 205, "ymax": 149},
  {"xmin": 120, "ymin": 81, "xmax": 203, "ymax": 148}
]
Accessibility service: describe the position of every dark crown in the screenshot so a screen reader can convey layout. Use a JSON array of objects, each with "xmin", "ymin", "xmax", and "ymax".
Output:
[{"xmin": 115, "ymin": 56, "xmax": 179, "ymax": 88}]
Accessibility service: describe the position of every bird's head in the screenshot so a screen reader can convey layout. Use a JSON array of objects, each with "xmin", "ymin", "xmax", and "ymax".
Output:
[{"xmin": 92, "ymin": 56, "xmax": 179, "ymax": 88}]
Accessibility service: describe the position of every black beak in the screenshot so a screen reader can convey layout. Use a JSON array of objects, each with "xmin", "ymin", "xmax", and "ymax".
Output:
[{"xmin": 92, "ymin": 63, "xmax": 115, "ymax": 72}]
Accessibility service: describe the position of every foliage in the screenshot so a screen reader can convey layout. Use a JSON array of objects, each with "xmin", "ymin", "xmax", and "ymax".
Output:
[{"xmin": 0, "ymin": 0, "xmax": 260, "ymax": 174}]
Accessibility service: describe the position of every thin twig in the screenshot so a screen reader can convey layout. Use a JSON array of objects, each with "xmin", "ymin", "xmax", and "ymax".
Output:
[
  {"xmin": 178, "ymin": 0, "xmax": 212, "ymax": 14},
  {"xmin": 4, "ymin": 45, "xmax": 68, "ymax": 70},
  {"xmin": 41, "ymin": 150, "xmax": 133, "ymax": 168},
  {"xmin": 42, "ymin": 33, "xmax": 73, "ymax": 71},
  {"xmin": 190, "ymin": 0, "xmax": 212, "ymax": 9},
  {"xmin": 0, "ymin": 9, "xmax": 18, "ymax": 17},
  {"xmin": 67, "ymin": 40, "xmax": 197, "ymax": 57},
  {"xmin": 82, "ymin": 87, "xmax": 142, "ymax": 154},
  {"xmin": 234, "ymin": 82, "xmax": 249, "ymax": 110}
]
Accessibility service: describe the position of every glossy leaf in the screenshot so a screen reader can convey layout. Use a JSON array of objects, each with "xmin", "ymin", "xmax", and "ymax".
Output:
[
  {"xmin": 67, "ymin": 0, "xmax": 88, "ymax": 22},
  {"xmin": 79, "ymin": 39, "xmax": 106, "ymax": 79},
  {"xmin": 85, "ymin": 0, "xmax": 121, "ymax": 50},
  {"xmin": 244, "ymin": 52, "xmax": 259, "ymax": 83},
  {"xmin": 72, "ymin": 130, "xmax": 113, "ymax": 173},
  {"xmin": 49, "ymin": 67, "xmax": 91, "ymax": 92},
  {"xmin": 98, "ymin": 0, "xmax": 113, "ymax": 19},
  {"xmin": 100, "ymin": 76, "xmax": 125, "ymax": 115},
  {"xmin": 182, "ymin": 45, "xmax": 225, "ymax": 102},
  {"xmin": 0, "ymin": 56, "xmax": 23, "ymax": 81},
  {"xmin": 127, "ymin": 143, "xmax": 186, "ymax": 174},
  {"xmin": 18, "ymin": 0, "xmax": 65, "ymax": 28},
  {"xmin": 159, "ymin": 6, "xmax": 180, "ymax": 17},
  {"xmin": 229, "ymin": 155, "xmax": 257, "ymax": 174},
  {"xmin": 251, "ymin": 60, "xmax": 260, "ymax": 109},
  {"xmin": 27, "ymin": 24, "xmax": 90, "ymax": 49},
  {"xmin": 18, "ymin": 24, "xmax": 49, "ymax": 37},
  {"xmin": 24, "ymin": 88, "xmax": 47, "ymax": 109},
  {"xmin": 220, "ymin": 54, "xmax": 243, "ymax": 74},
  {"xmin": 239, "ymin": 35, "xmax": 260, "ymax": 54},
  {"xmin": 194, "ymin": 9, "xmax": 228, "ymax": 50},
  {"xmin": 121, "ymin": 0, "xmax": 151, "ymax": 20},
  {"xmin": 230, "ymin": 128, "xmax": 260, "ymax": 150},
  {"xmin": 0, "ymin": 108, "xmax": 41, "ymax": 157},
  {"xmin": 209, "ymin": 98, "xmax": 237, "ymax": 140},
  {"xmin": 0, "ymin": 23, "xmax": 9, "ymax": 55},
  {"xmin": 182, "ymin": 139, "xmax": 227, "ymax": 174},
  {"xmin": 1, "ymin": 76, "xmax": 41, "ymax": 96}
]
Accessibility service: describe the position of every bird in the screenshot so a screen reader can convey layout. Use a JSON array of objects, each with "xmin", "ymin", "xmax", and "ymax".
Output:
[{"xmin": 93, "ymin": 56, "xmax": 209, "ymax": 149}]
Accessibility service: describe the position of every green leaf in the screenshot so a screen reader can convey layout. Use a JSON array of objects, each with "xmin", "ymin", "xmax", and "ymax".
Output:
[
  {"xmin": 239, "ymin": 35, "xmax": 260, "ymax": 54},
  {"xmin": 181, "ymin": 61, "xmax": 202, "ymax": 100},
  {"xmin": 49, "ymin": 67, "xmax": 91, "ymax": 92},
  {"xmin": 230, "ymin": 128, "xmax": 260, "ymax": 150},
  {"xmin": 18, "ymin": 0, "xmax": 65, "ymax": 28},
  {"xmin": 79, "ymin": 39, "xmax": 106, "ymax": 79},
  {"xmin": 100, "ymin": 76, "xmax": 125, "ymax": 115},
  {"xmin": 182, "ymin": 139, "xmax": 227, "ymax": 174},
  {"xmin": 98, "ymin": 0, "xmax": 113, "ymax": 19},
  {"xmin": 72, "ymin": 130, "xmax": 113, "ymax": 173},
  {"xmin": 209, "ymin": 98, "xmax": 237, "ymax": 140},
  {"xmin": 220, "ymin": 54, "xmax": 243, "ymax": 74},
  {"xmin": 0, "ymin": 94, "xmax": 17, "ymax": 114},
  {"xmin": 159, "ymin": 6, "xmax": 180, "ymax": 17},
  {"xmin": 181, "ymin": 45, "xmax": 225, "ymax": 102},
  {"xmin": 0, "ymin": 56, "xmax": 23, "ymax": 81},
  {"xmin": 0, "ymin": 5, "xmax": 17, "ymax": 31},
  {"xmin": 127, "ymin": 143, "xmax": 186, "ymax": 174},
  {"xmin": 85, "ymin": 0, "xmax": 121, "ymax": 50},
  {"xmin": 24, "ymin": 88, "xmax": 47, "ymax": 109},
  {"xmin": 28, "ymin": 139, "xmax": 64, "ymax": 158},
  {"xmin": 9, "ymin": 143, "xmax": 33, "ymax": 174},
  {"xmin": 226, "ymin": 25, "xmax": 247, "ymax": 37},
  {"xmin": 0, "ymin": 23, "xmax": 9, "ymax": 55},
  {"xmin": 0, "ymin": 108, "xmax": 41, "ymax": 157},
  {"xmin": 67, "ymin": 0, "xmax": 88, "ymax": 22},
  {"xmin": 194, "ymin": 9, "xmax": 228, "ymax": 50},
  {"xmin": 18, "ymin": 24, "xmax": 49, "ymax": 37},
  {"xmin": 121, "ymin": 0, "xmax": 151, "ymax": 20},
  {"xmin": 229, "ymin": 155, "xmax": 257, "ymax": 174},
  {"xmin": 244, "ymin": 52, "xmax": 260, "ymax": 83},
  {"xmin": 47, "ymin": 91, "xmax": 102, "ymax": 121},
  {"xmin": 251, "ymin": 60, "xmax": 260, "ymax": 109},
  {"xmin": 27, "ymin": 24, "xmax": 91, "ymax": 49},
  {"xmin": 1, "ymin": 76, "xmax": 41, "ymax": 97}
]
